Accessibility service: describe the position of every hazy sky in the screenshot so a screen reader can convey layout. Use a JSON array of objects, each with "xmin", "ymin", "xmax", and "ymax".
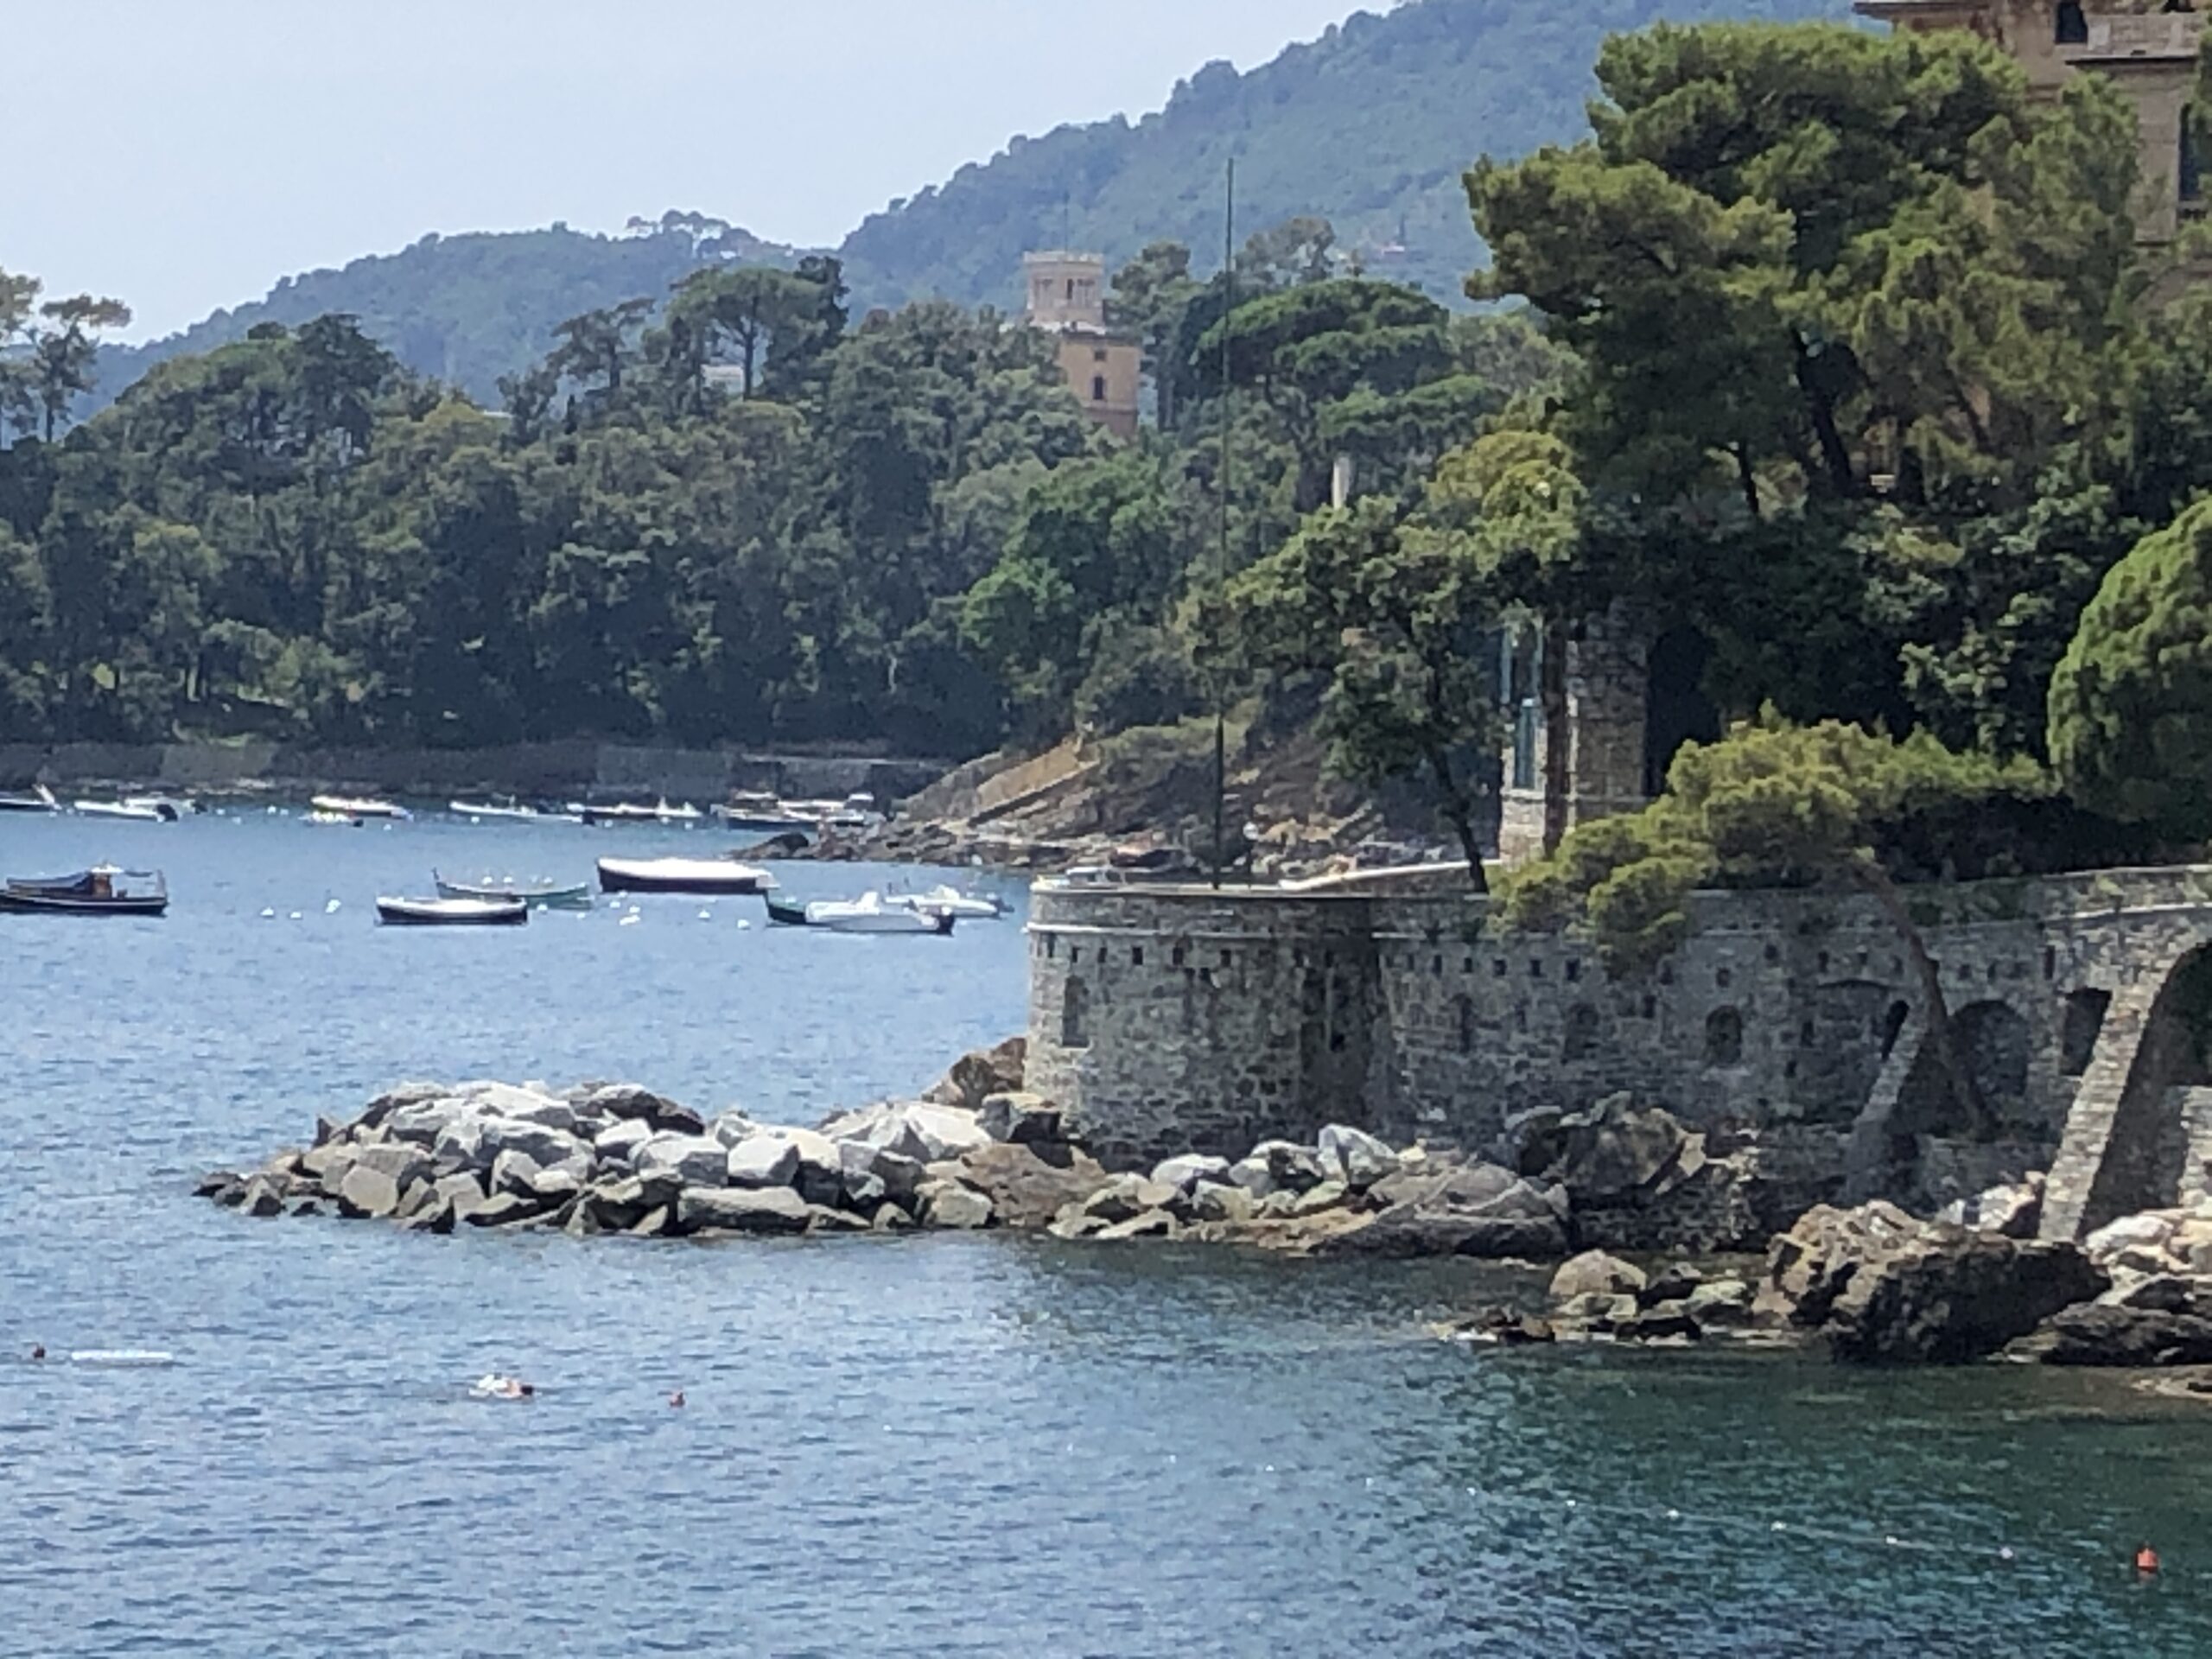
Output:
[{"xmin": 9, "ymin": 0, "xmax": 1372, "ymax": 342}]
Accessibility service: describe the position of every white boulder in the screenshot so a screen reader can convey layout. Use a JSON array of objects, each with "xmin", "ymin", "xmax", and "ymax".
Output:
[
  {"xmin": 633, "ymin": 1133, "xmax": 731, "ymax": 1188},
  {"xmin": 727, "ymin": 1135, "xmax": 802, "ymax": 1190},
  {"xmin": 1318, "ymin": 1124, "xmax": 1401, "ymax": 1190}
]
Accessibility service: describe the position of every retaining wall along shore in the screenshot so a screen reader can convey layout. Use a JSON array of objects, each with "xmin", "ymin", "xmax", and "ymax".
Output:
[{"xmin": 1027, "ymin": 868, "xmax": 2212, "ymax": 1240}]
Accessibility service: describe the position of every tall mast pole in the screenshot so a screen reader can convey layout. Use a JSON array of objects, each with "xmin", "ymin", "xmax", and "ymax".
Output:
[{"xmin": 1212, "ymin": 157, "xmax": 1235, "ymax": 890}]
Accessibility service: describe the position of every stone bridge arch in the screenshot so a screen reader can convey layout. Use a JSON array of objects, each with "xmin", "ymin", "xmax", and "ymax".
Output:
[
  {"xmin": 2043, "ymin": 912, "xmax": 2212, "ymax": 1240},
  {"xmin": 1853, "ymin": 996, "xmax": 2047, "ymax": 1209}
]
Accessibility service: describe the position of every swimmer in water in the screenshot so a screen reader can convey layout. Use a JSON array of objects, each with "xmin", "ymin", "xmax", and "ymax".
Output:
[
  {"xmin": 474, "ymin": 1374, "xmax": 534, "ymax": 1400},
  {"xmin": 29, "ymin": 1344, "xmax": 44, "ymax": 1361},
  {"xmin": 669, "ymin": 1389, "xmax": 685, "ymax": 1408}
]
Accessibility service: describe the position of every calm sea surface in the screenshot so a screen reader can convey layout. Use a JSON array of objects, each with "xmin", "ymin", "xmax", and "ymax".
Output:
[{"xmin": 3, "ymin": 807, "xmax": 2211, "ymax": 1656}]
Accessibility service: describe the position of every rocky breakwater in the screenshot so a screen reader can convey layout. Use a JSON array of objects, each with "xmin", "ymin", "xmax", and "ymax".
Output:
[{"xmin": 198, "ymin": 1036, "xmax": 1590, "ymax": 1260}]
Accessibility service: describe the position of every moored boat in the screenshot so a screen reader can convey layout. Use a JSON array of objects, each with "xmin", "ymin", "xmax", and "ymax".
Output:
[
  {"xmin": 575, "ymin": 798, "xmax": 702, "ymax": 826},
  {"xmin": 766, "ymin": 890, "xmax": 954, "ymax": 934},
  {"xmin": 709, "ymin": 793, "xmax": 815, "ymax": 837},
  {"xmin": 312, "ymin": 793, "xmax": 410, "ymax": 820},
  {"xmin": 375, "ymin": 895, "xmax": 529, "ymax": 927},
  {"xmin": 0, "ymin": 784, "xmax": 58, "ymax": 814},
  {"xmin": 433, "ymin": 872, "xmax": 594, "ymax": 910},
  {"xmin": 302, "ymin": 810, "xmax": 361, "ymax": 828},
  {"xmin": 449, "ymin": 798, "xmax": 581, "ymax": 825},
  {"xmin": 597, "ymin": 856, "xmax": 772, "ymax": 895},
  {"xmin": 73, "ymin": 798, "xmax": 177, "ymax": 822},
  {"xmin": 0, "ymin": 867, "xmax": 168, "ymax": 917},
  {"xmin": 887, "ymin": 884, "xmax": 1007, "ymax": 921}
]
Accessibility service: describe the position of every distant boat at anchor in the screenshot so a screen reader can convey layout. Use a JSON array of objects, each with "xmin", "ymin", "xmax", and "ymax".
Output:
[
  {"xmin": 449, "ymin": 798, "xmax": 581, "ymax": 826},
  {"xmin": 765, "ymin": 891, "xmax": 954, "ymax": 935},
  {"xmin": 0, "ymin": 866, "xmax": 169, "ymax": 917},
  {"xmin": 0, "ymin": 784, "xmax": 58, "ymax": 814},
  {"xmin": 375, "ymin": 895, "xmax": 529, "ymax": 927},
  {"xmin": 574, "ymin": 798, "xmax": 702, "ymax": 826},
  {"xmin": 597, "ymin": 856, "xmax": 772, "ymax": 895},
  {"xmin": 311, "ymin": 794, "xmax": 410, "ymax": 820},
  {"xmin": 434, "ymin": 872, "xmax": 593, "ymax": 910}
]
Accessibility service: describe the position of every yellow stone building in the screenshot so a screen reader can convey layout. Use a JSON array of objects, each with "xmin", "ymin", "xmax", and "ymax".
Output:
[
  {"xmin": 1857, "ymin": 0, "xmax": 2206, "ymax": 243},
  {"xmin": 1021, "ymin": 251, "xmax": 1142, "ymax": 440}
]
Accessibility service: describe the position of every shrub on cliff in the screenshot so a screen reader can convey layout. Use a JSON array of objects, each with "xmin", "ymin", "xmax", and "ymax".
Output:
[{"xmin": 2048, "ymin": 498, "xmax": 2212, "ymax": 843}]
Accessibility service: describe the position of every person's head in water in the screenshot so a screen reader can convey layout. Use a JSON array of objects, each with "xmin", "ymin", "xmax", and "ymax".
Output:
[
  {"xmin": 518, "ymin": 1382, "xmax": 535, "ymax": 1398},
  {"xmin": 29, "ymin": 1344, "xmax": 43, "ymax": 1361}
]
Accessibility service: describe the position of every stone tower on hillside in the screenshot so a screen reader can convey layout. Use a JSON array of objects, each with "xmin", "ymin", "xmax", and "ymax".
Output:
[
  {"xmin": 1021, "ymin": 251, "xmax": 1143, "ymax": 441},
  {"xmin": 1857, "ymin": 0, "xmax": 2206, "ymax": 244}
]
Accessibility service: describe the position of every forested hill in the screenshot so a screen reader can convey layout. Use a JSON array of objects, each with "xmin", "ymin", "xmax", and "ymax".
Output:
[
  {"xmin": 88, "ymin": 0, "xmax": 1852, "ymax": 410},
  {"xmin": 91, "ymin": 216, "xmax": 801, "ymax": 410},
  {"xmin": 834, "ymin": 0, "xmax": 1855, "ymax": 315}
]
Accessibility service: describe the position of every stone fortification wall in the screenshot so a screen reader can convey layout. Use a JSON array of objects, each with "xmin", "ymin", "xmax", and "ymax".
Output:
[{"xmin": 1029, "ymin": 868, "xmax": 2212, "ymax": 1233}]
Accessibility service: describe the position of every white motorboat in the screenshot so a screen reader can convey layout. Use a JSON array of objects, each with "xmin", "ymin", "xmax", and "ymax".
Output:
[
  {"xmin": 887, "ymin": 884, "xmax": 1007, "ymax": 921},
  {"xmin": 302, "ymin": 809, "xmax": 361, "ymax": 828},
  {"xmin": 0, "ymin": 784, "xmax": 57, "ymax": 814},
  {"xmin": 449, "ymin": 798, "xmax": 581, "ymax": 825},
  {"xmin": 312, "ymin": 793, "xmax": 410, "ymax": 820},
  {"xmin": 766, "ymin": 890, "xmax": 954, "ymax": 934},
  {"xmin": 575, "ymin": 798, "xmax": 702, "ymax": 826},
  {"xmin": 124, "ymin": 794, "xmax": 195, "ymax": 818},
  {"xmin": 73, "ymin": 798, "xmax": 171, "ymax": 823},
  {"xmin": 778, "ymin": 791, "xmax": 886, "ymax": 835},
  {"xmin": 597, "ymin": 856, "xmax": 772, "ymax": 895}
]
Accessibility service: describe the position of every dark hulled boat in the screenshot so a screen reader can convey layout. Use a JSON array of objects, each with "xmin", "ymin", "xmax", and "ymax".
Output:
[{"xmin": 0, "ymin": 867, "xmax": 168, "ymax": 916}]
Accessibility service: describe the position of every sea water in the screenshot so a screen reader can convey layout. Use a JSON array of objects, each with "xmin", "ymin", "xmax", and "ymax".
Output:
[{"xmin": 2, "ymin": 807, "xmax": 2209, "ymax": 1656}]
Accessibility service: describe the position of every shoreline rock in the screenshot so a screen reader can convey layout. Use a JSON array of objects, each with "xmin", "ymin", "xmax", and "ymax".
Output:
[{"xmin": 197, "ymin": 1043, "xmax": 2212, "ymax": 1377}]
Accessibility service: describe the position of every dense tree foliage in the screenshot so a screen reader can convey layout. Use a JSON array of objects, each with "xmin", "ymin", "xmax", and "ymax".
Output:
[
  {"xmin": 2, "ymin": 235, "xmax": 1506, "ymax": 760},
  {"xmin": 2049, "ymin": 499, "xmax": 2212, "ymax": 842}
]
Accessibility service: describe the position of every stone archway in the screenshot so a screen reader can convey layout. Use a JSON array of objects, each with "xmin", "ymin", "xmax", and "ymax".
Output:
[
  {"xmin": 2077, "ymin": 950, "xmax": 2212, "ymax": 1230},
  {"xmin": 1876, "ymin": 999, "xmax": 2043, "ymax": 1209}
]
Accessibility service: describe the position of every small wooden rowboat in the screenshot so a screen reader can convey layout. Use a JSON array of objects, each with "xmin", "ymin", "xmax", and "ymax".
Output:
[
  {"xmin": 374, "ymin": 896, "xmax": 529, "ymax": 927},
  {"xmin": 434, "ymin": 873, "xmax": 593, "ymax": 910}
]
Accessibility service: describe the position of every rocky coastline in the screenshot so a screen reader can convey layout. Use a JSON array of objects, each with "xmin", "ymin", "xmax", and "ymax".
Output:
[{"xmin": 199, "ymin": 1039, "xmax": 2212, "ymax": 1382}]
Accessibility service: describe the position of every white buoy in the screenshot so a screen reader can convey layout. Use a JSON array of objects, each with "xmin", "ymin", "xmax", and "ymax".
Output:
[
  {"xmin": 697, "ymin": 910, "xmax": 711, "ymax": 921},
  {"xmin": 620, "ymin": 913, "xmax": 641, "ymax": 927},
  {"xmin": 289, "ymin": 911, "xmax": 302, "ymax": 920},
  {"xmin": 736, "ymin": 919, "xmax": 750, "ymax": 931},
  {"xmin": 325, "ymin": 898, "xmax": 341, "ymax": 913},
  {"xmin": 259, "ymin": 906, "xmax": 276, "ymax": 919}
]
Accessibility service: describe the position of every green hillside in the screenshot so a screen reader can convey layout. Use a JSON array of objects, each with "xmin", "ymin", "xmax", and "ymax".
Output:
[
  {"xmin": 833, "ymin": 0, "xmax": 1857, "ymax": 314},
  {"xmin": 92, "ymin": 214, "xmax": 800, "ymax": 409},
  {"xmin": 89, "ymin": 0, "xmax": 1855, "ymax": 407}
]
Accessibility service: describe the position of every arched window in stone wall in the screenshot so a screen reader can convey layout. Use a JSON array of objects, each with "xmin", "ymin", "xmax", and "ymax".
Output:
[
  {"xmin": 1879, "ymin": 1001, "xmax": 1910, "ymax": 1060},
  {"xmin": 1704, "ymin": 1007, "xmax": 1744, "ymax": 1067},
  {"xmin": 2055, "ymin": 0, "xmax": 2088, "ymax": 44},
  {"xmin": 1061, "ymin": 978, "xmax": 1090, "ymax": 1049},
  {"xmin": 1563, "ymin": 1003, "xmax": 1601, "ymax": 1063},
  {"xmin": 2061, "ymin": 988, "xmax": 2112, "ymax": 1078}
]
